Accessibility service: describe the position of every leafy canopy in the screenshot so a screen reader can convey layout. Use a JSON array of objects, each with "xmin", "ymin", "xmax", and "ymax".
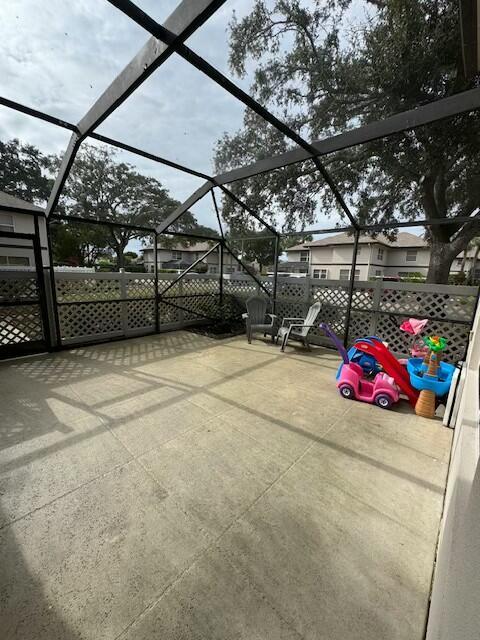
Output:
[{"xmin": 214, "ymin": 0, "xmax": 480, "ymax": 280}]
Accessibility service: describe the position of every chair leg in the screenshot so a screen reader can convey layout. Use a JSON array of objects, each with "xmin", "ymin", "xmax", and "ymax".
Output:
[
  {"xmin": 304, "ymin": 337, "xmax": 311, "ymax": 351},
  {"xmin": 281, "ymin": 333, "xmax": 288, "ymax": 352}
]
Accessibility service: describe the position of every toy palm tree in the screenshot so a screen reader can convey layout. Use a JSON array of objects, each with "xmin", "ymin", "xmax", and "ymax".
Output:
[{"xmin": 415, "ymin": 335, "xmax": 447, "ymax": 418}]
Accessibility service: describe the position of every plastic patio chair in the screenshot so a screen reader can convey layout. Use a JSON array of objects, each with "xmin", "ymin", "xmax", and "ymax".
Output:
[
  {"xmin": 242, "ymin": 296, "xmax": 277, "ymax": 344},
  {"xmin": 276, "ymin": 302, "xmax": 322, "ymax": 352}
]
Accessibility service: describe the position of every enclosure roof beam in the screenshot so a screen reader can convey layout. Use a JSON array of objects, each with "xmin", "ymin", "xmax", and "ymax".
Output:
[
  {"xmin": 213, "ymin": 87, "xmax": 480, "ymax": 186},
  {"xmin": 106, "ymin": 0, "xmax": 359, "ymax": 230},
  {"xmin": 78, "ymin": 0, "xmax": 226, "ymax": 135},
  {"xmin": 219, "ymin": 186, "xmax": 279, "ymax": 237},
  {"xmin": 89, "ymin": 133, "xmax": 211, "ymax": 180},
  {"xmin": 156, "ymin": 181, "xmax": 214, "ymax": 233},
  {"xmin": 359, "ymin": 215, "xmax": 480, "ymax": 232},
  {"xmin": 166, "ymin": 230, "xmax": 221, "ymax": 241},
  {"xmin": 160, "ymin": 242, "xmax": 221, "ymax": 295},
  {"xmin": 278, "ymin": 226, "xmax": 354, "ymax": 237},
  {"xmin": 50, "ymin": 213, "xmax": 155, "ymax": 233},
  {"xmin": 0, "ymin": 204, "xmax": 46, "ymax": 217},
  {"xmin": 211, "ymin": 190, "xmax": 225, "ymax": 240},
  {"xmin": 223, "ymin": 241, "xmax": 271, "ymax": 298},
  {"xmin": 45, "ymin": 0, "xmax": 225, "ymax": 218},
  {"xmin": 0, "ymin": 96, "xmax": 78, "ymax": 132},
  {"xmin": 0, "ymin": 96, "xmax": 211, "ymax": 181}
]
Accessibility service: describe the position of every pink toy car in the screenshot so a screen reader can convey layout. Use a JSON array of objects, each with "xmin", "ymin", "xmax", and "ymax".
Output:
[{"xmin": 337, "ymin": 362, "xmax": 400, "ymax": 409}]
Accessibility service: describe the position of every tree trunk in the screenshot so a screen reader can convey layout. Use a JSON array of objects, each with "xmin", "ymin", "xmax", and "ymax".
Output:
[
  {"xmin": 115, "ymin": 247, "xmax": 125, "ymax": 271},
  {"xmin": 426, "ymin": 240, "xmax": 455, "ymax": 284}
]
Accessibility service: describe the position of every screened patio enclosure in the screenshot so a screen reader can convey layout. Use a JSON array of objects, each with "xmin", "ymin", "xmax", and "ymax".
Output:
[{"xmin": 1, "ymin": 0, "xmax": 479, "ymax": 360}]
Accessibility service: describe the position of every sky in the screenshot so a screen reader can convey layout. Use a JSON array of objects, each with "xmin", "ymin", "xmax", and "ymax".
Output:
[
  {"xmin": 0, "ymin": 0, "xmax": 425, "ymax": 251},
  {"xmin": 0, "ymin": 0, "xmax": 260, "ymax": 236}
]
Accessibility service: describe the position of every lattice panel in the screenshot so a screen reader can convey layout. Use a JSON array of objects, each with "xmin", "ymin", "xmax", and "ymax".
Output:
[
  {"xmin": 159, "ymin": 300, "xmax": 182, "ymax": 325},
  {"xmin": 351, "ymin": 286, "xmax": 375, "ymax": 311},
  {"xmin": 126, "ymin": 277, "xmax": 155, "ymax": 299},
  {"xmin": 277, "ymin": 280, "xmax": 306, "ymax": 301},
  {"xmin": 0, "ymin": 305, "xmax": 43, "ymax": 345},
  {"xmin": 180, "ymin": 294, "xmax": 221, "ymax": 321},
  {"xmin": 223, "ymin": 280, "xmax": 258, "ymax": 299},
  {"xmin": 348, "ymin": 311, "xmax": 373, "ymax": 342},
  {"xmin": 375, "ymin": 314, "xmax": 467, "ymax": 363},
  {"xmin": 127, "ymin": 299, "xmax": 155, "ymax": 331},
  {"xmin": 379, "ymin": 287, "xmax": 476, "ymax": 321},
  {"xmin": 0, "ymin": 276, "xmax": 39, "ymax": 302},
  {"xmin": 160, "ymin": 277, "xmax": 220, "ymax": 297},
  {"xmin": 182, "ymin": 278, "xmax": 219, "ymax": 296},
  {"xmin": 59, "ymin": 302, "xmax": 123, "ymax": 341},
  {"xmin": 56, "ymin": 277, "xmax": 121, "ymax": 303},
  {"xmin": 310, "ymin": 283, "xmax": 349, "ymax": 309}
]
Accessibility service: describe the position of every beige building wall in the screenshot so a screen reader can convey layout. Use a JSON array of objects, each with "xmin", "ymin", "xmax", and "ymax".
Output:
[
  {"xmin": 309, "ymin": 243, "xmax": 383, "ymax": 280},
  {"xmin": 0, "ymin": 210, "xmax": 49, "ymax": 268},
  {"xmin": 382, "ymin": 246, "xmax": 430, "ymax": 277}
]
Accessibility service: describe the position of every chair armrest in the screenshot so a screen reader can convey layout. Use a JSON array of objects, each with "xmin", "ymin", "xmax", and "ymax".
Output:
[
  {"xmin": 281, "ymin": 317, "xmax": 304, "ymax": 327},
  {"xmin": 242, "ymin": 313, "xmax": 248, "ymax": 320},
  {"xmin": 266, "ymin": 314, "xmax": 277, "ymax": 321},
  {"xmin": 289, "ymin": 323, "xmax": 316, "ymax": 329}
]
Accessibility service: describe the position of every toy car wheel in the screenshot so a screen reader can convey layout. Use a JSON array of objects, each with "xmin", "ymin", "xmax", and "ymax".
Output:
[
  {"xmin": 339, "ymin": 384, "xmax": 355, "ymax": 400},
  {"xmin": 375, "ymin": 393, "xmax": 393, "ymax": 409}
]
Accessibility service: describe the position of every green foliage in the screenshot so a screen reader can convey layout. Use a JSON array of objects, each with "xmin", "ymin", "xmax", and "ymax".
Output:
[
  {"xmin": 0, "ymin": 138, "xmax": 52, "ymax": 204},
  {"xmin": 215, "ymin": 1, "xmax": 480, "ymax": 282},
  {"xmin": 400, "ymin": 272, "xmax": 425, "ymax": 283},
  {"xmin": 50, "ymin": 221, "xmax": 110, "ymax": 267},
  {"xmin": 58, "ymin": 144, "xmax": 189, "ymax": 269}
]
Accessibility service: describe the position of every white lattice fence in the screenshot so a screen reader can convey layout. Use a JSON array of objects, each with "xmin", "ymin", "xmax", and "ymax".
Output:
[
  {"xmin": 55, "ymin": 272, "xmax": 157, "ymax": 344},
  {"xmin": 51, "ymin": 270, "xmax": 477, "ymax": 360},
  {"xmin": 226, "ymin": 276, "xmax": 477, "ymax": 362},
  {"xmin": 0, "ymin": 271, "xmax": 45, "ymax": 349}
]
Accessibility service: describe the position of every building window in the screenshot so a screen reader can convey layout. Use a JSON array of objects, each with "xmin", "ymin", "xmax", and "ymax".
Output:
[
  {"xmin": 171, "ymin": 250, "xmax": 182, "ymax": 260},
  {"xmin": 225, "ymin": 266, "xmax": 235, "ymax": 273},
  {"xmin": 300, "ymin": 250, "xmax": 309, "ymax": 262},
  {"xmin": 209, "ymin": 265, "xmax": 218, "ymax": 274},
  {"xmin": 377, "ymin": 247, "xmax": 384, "ymax": 260},
  {"xmin": 0, "ymin": 255, "xmax": 30, "ymax": 266},
  {"xmin": 406, "ymin": 249, "xmax": 417, "ymax": 262},
  {"xmin": 375, "ymin": 269, "xmax": 382, "ymax": 277},
  {"xmin": 339, "ymin": 268, "xmax": 360, "ymax": 281},
  {"xmin": 313, "ymin": 269, "xmax": 328, "ymax": 279},
  {"xmin": 0, "ymin": 214, "xmax": 14, "ymax": 233}
]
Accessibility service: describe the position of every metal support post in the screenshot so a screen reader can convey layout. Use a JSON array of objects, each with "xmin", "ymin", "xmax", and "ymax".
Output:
[{"xmin": 343, "ymin": 229, "xmax": 360, "ymax": 348}]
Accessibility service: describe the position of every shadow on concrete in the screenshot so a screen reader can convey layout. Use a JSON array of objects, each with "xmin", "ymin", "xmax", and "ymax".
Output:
[{"xmin": 0, "ymin": 502, "xmax": 83, "ymax": 640}]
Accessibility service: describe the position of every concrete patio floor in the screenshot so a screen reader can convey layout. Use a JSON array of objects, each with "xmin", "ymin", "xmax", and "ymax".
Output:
[{"xmin": 0, "ymin": 331, "xmax": 452, "ymax": 640}]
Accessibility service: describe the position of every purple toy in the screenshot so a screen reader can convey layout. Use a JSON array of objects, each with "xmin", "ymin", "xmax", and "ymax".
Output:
[{"xmin": 318, "ymin": 322, "xmax": 400, "ymax": 410}]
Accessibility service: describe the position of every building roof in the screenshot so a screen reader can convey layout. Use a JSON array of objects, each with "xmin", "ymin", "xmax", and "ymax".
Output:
[
  {"xmin": 0, "ymin": 190, "xmax": 45, "ymax": 213},
  {"xmin": 141, "ymin": 241, "xmax": 216, "ymax": 253},
  {"xmin": 287, "ymin": 231, "xmax": 428, "ymax": 251}
]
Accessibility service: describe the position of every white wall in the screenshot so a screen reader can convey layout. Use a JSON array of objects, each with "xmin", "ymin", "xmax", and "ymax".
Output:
[
  {"xmin": 0, "ymin": 210, "xmax": 49, "ymax": 267},
  {"xmin": 310, "ymin": 243, "xmax": 374, "ymax": 280},
  {"xmin": 426, "ymin": 304, "xmax": 480, "ymax": 640},
  {"xmin": 142, "ymin": 247, "xmax": 237, "ymax": 274}
]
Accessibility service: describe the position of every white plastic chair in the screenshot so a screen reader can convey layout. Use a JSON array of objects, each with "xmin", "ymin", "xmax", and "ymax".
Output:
[{"xmin": 276, "ymin": 302, "xmax": 322, "ymax": 352}]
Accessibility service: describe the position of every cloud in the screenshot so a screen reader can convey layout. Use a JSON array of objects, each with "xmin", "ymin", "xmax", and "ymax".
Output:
[{"xmin": 0, "ymin": 1, "xmax": 266, "ymax": 231}]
